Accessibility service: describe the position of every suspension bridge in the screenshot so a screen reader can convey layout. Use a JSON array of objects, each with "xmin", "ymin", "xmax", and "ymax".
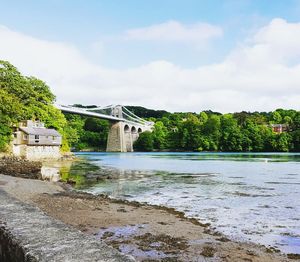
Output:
[{"xmin": 55, "ymin": 104, "xmax": 154, "ymax": 152}]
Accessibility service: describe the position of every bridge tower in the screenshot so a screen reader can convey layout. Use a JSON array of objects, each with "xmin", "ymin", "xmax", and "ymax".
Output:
[{"xmin": 111, "ymin": 105, "xmax": 123, "ymax": 118}]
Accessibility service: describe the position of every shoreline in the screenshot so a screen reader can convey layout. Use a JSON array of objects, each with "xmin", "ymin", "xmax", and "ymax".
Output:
[{"xmin": 0, "ymin": 173, "xmax": 297, "ymax": 261}]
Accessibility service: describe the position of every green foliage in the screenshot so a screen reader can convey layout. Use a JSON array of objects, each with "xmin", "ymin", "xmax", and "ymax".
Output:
[
  {"xmin": 0, "ymin": 115, "xmax": 13, "ymax": 151},
  {"xmin": 179, "ymin": 114, "xmax": 202, "ymax": 150},
  {"xmin": 271, "ymin": 111, "xmax": 282, "ymax": 123},
  {"xmin": 152, "ymin": 121, "xmax": 167, "ymax": 150},
  {"xmin": 63, "ymin": 114, "xmax": 109, "ymax": 151},
  {"xmin": 219, "ymin": 115, "xmax": 243, "ymax": 151},
  {"xmin": 291, "ymin": 130, "xmax": 300, "ymax": 151},
  {"xmin": 131, "ymin": 107, "xmax": 300, "ymax": 152},
  {"xmin": 134, "ymin": 131, "xmax": 154, "ymax": 151},
  {"xmin": 271, "ymin": 133, "xmax": 292, "ymax": 152},
  {"xmin": 241, "ymin": 120, "xmax": 264, "ymax": 151},
  {"xmin": 199, "ymin": 111, "xmax": 208, "ymax": 124}
]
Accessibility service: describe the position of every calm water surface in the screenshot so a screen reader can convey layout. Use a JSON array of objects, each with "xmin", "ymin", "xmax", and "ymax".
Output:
[{"xmin": 73, "ymin": 152, "xmax": 300, "ymax": 254}]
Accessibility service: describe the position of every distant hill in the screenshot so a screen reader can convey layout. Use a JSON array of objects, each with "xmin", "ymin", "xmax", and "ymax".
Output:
[
  {"xmin": 70, "ymin": 104, "xmax": 169, "ymax": 119},
  {"xmin": 125, "ymin": 106, "xmax": 169, "ymax": 118}
]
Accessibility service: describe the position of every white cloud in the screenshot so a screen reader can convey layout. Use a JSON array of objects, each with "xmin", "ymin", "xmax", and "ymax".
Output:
[
  {"xmin": 124, "ymin": 20, "xmax": 223, "ymax": 45},
  {"xmin": 254, "ymin": 18, "xmax": 300, "ymax": 61},
  {"xmin": 229, "ymin": 18, "xmax": 300, "ymax": 66},
  {"xmin": 0, "ymin": 19, "xmax": 300, "ymax": 113}
]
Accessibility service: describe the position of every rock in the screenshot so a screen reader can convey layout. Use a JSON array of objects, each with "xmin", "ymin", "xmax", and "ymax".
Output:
[
  {"xmin": 200, "ymin": 245, "xmax": 216, "ymax": 257},
  {"xmin": 287, "ymin": 253, "xmax": 300, "ymax": 259},
  {"xmin": 0, "ymin": 157, "xmax": 42, "ymax": 179}
]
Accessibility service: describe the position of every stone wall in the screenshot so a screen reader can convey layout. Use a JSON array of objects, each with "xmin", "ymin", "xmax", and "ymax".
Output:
[
  {"xmin": 26, "ymin": 145, "xmax": 61, "ymax": 160},
  {"xmin": 12, "ymin": 145, "xmax": 61, "ymax": 160},
  {"xmin": 0, "ymin": 227, "xmax": 36, "ymax": 262},
  {"xmin": 0, "ymin": 189, "xmax": 134, "ymax": 262},
  {"xmin": 12, "ymin": 144, "xmax": 26, "ymax": 157}
]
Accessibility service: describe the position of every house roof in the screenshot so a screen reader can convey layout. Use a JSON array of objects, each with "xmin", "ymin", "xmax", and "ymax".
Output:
[{"xmin": 20, "ymin": 127, "xmax": 61, "ymax": 137}]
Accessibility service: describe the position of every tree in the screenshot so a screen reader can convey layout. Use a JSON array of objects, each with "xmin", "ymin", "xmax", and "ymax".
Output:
[
  {"xmin": 84, "ymin": 118, "xmax": 103, "ymax": 132},
  {"xmin": 292, "ymin": 112, "xmax": 300, "ymax": 130},
  {"xmin": 291, "ymin": 130, "xmax": 300, "ymax": 152},
  {"xmin": 178, "ymin": 114, "xmax": 202, "ymax": 151},
  {"xmin": 271, "ymin": 111, "xmax": 282, "ymax": 123},
  {"xmin": 152, "ymin": 121, "xmax": 168, "ymax": 150},
  {"xmin": 199, "ymin": 111, "xmax": 208, "ymax": 124},
  {"xmin": 134, "ymin": 131, "xmax": 154, "ymax": 151},
  {"xmin": 241, "ymin": 120, "xmax": 264, "ymax": 151},
  {"xmin": 283, "ymin": 116, "xmax": 292, "ymax": 125},
  {"xmin": 271, "ymin": 133, "xmax": 292, "ymax": 152},
  {"xmin": 220, "ymin": 114, "xmax": 243, "ymax": 151},
  {"xmin": 202, "ymin": 114, "xmax": 221, "ymax": 151}
]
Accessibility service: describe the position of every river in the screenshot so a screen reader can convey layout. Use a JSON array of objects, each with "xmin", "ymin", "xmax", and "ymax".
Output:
[{"xmin": 65, "ymin": 152, "xmax": 300, "ymax": 254}]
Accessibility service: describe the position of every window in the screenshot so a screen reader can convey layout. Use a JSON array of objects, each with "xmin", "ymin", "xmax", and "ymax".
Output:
[
  {"xmin": 35, "ymin": 135, "xmax": 39, "ymax": 140},
  {"xmin": 52, "ymin": 136, "xmax": 55, "ymax": 140},
  {"xmin": 23, "ymin": 134, "xmax": 28, "ymax": 140}
]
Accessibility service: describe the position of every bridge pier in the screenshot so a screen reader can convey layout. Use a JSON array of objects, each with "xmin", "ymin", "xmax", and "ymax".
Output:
[
  {"xmin": 106, "ymin": 122, "xmax": 148, "ymax": 152},
  {"xmin": 106, "ymin": 122, "xmax": 126, "ymax": 152}
]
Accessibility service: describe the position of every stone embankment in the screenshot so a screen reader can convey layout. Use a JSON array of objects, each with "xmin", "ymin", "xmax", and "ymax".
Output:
[{"xmin": 0, "ymin": 189, "xmax": 134, "ymax": 262}]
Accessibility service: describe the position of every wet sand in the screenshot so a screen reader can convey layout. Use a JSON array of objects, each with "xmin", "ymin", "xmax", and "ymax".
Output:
[{"xmin": 0, "ymin": 174, "xmax": 297, "ymax": 261}]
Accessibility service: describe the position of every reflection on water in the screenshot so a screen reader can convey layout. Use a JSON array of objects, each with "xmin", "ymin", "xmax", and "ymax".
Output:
[{"xmin": 66, "ymin": 152, "xmax": 300, "ymax": 254}]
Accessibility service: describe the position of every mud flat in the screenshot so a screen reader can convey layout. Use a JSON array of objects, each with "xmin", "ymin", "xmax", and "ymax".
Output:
[{"xmin": 0, "ymin": 173, "xmax": 297, "ymax": 261}]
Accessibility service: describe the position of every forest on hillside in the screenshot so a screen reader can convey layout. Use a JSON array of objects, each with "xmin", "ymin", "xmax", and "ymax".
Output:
[
  {"xmin": 1, "ymin": 60, "xmax": 299, "ymax": 153},
  {"xmin": 64, "ymin": 105, "xmax": 300, "ymax": 152},
  {"xmin": 133, "ymin": 109, "xmax": 300, "ymax": 152}
]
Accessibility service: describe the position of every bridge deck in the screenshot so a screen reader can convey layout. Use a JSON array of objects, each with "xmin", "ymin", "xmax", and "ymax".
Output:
[
  {"xmin": 56, "ymin": 104, "xmax": 153, "ymax": 127},
  {"xmin": 56, "ymin": 105, "xmax": 124, "ymax": 122}
]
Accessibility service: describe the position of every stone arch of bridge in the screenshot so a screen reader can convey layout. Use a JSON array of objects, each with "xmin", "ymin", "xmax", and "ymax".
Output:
[
  {"xmin": 124, "ymin": 124, "xmax": 130, "ymax": 132},
  {"xmin": 131, "ymin": 126, "xmax": 137, "ymax": 133}
]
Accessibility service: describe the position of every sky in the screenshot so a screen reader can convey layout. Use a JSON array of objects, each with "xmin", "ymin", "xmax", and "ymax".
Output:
[{"xmin": 1, "ymin": 0, "xmax": 300, "ymax": 113}]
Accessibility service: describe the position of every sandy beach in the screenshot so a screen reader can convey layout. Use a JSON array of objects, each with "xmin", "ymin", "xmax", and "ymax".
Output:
[{"xmin": 0, "ymin": 173, "xmax": 297, "ymax": 261}]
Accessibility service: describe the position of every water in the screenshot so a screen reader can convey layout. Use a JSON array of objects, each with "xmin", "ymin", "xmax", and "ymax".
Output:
[{"xmin": 72, "ymin": 152, "xmax": 300, "ymax": 254}]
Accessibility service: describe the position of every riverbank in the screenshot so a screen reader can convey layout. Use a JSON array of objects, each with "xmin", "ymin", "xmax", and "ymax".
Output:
[
  {"xmin": 0, "ymin": 174, "xmax": 296, "ymax": 261},
  {"xmin": 0, "ymin": 176, "xmax": 133, "ymax": 262}
]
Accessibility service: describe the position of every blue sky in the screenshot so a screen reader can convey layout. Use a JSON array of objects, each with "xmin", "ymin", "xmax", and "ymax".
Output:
[
  {"xmin": 1, "ymin": 0, "xmax": 299, "ymax": 67},
  {"xmin": 1, "ymin": 0, "xmax": 300, "ymax": 111}
]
